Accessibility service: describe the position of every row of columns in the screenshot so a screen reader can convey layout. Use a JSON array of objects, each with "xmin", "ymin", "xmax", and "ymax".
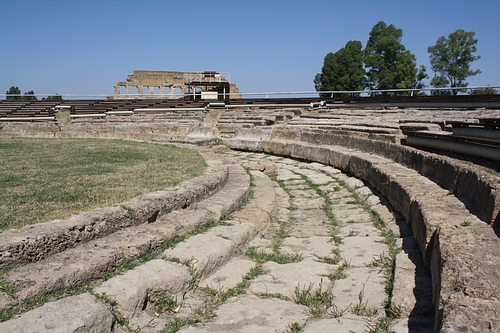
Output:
[{"xmin": 114, "ymin": 85, "xmax": 210, "ymax": 99}]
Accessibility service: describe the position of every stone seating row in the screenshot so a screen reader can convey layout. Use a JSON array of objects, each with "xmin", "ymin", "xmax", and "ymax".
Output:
[{"xmin": 221, "ymin": 125, "xmax": 500, "ymax": 332}]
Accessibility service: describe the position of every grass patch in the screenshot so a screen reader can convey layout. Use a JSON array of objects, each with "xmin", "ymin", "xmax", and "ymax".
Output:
[
  {"xmin": 245, "ymin": 247, "xmax": 302, "ymax": 264},
  {"xmin": 0, "ymin": 138, "xmax": 207, "ymax": 231},
  {"xmin": 293, "ymin": 282, "xmax": 333, "ymax": 318}
]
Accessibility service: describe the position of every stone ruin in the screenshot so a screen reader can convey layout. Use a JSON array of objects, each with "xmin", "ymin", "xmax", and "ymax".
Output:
[
  {"xmin": 0, "ymin": 104, "xmax": 499, "ymax": 332},
  {"xmin": 113, "ymin": 70, "xmax": 242, "ymax": 100}
]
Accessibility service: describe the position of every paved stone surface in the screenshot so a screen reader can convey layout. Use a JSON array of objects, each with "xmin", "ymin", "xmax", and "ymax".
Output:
[{"xmin": 0, "ymin": 148, "xmax": 436, "ymax": 332}]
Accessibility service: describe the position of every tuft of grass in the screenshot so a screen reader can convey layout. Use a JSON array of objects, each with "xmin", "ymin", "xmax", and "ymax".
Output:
[
  {"xmin": 0, "ymin": 138, "xmax": 207, "ymax": 231},
  {"xmin": 326, "ymin": 259, "xmax": 350, "ymax": 281},
  {"xmin": 293, "ymin": 282, "xmax": 333, "ymax": 318},
  {"xmin": 278, "ymin": 322, "xmax": 303, "ymax": 333},
  {"xmin": 153, "ymin": 296, "xmax": 180, "ymax": 314},
  {"xmin": 245, "ymin": 247, "xmax": 302, "ymax": 264},
  {"xmin": 461, "ymin": 220, "xmax": 472, "ymax": 227}
]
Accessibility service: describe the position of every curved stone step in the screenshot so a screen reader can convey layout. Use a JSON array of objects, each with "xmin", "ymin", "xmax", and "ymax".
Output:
[
  {"xmin": 0, "ymin": 161, "xmax": 276, "ymax": 331},
  {"xmin": 0, "ymin": 151, "xmax": 230, "ymax": 270},
  {"xmin": 223, "ymin": 137, "xmax": 500, "ymax": 332},
  {"xmin": 1, "ymin": 159, "xmax": 250, "ymax": 310}
]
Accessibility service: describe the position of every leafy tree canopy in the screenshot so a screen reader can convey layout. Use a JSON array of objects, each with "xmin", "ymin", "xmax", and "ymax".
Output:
[
  {"xmin": 314, "ymin": 40, "xmax": 366, "ymax": 97},
  {"xmin": 5, "ymin": 86, "xmax": 21, "ymax": 100},
  {"xmin": 470, "ymin": 87, "xmax": 497, "ymax": 95},
  {"xmin": 5, "ymin": 86, "xmax": 37, "ymax": 101},
  {"xmin": 363, "ymin": 21, "xmax": 422, "ymax": 94},
  {"xmin": 43, "ymin": 95, "xmax": 64, "ymax": 101},
  {"xmin": 427, "ymin": 29, "xmax": 481, "ymax": 94}
]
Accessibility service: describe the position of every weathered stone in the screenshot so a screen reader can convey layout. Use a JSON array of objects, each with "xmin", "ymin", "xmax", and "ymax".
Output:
[
  {"xmin": 0, "ymin": 293, "xmax": 115, "ymax": 333},
  {"xmin": 302, "ymin": 313, "xmax": 372, "ymax": 332},
  {"xmin": 94, "ymin": 260, "xmax": 191, "ymax": 319},
  {"xmin": 178, "ymin": 295, "xmax": 309, "ymax": 333},
  {"xmin": 249, "ymin": 258, "xmax": 335, "ymax": 299},
  {"xmin": 330, "ymin": 266, "xmax": 386, "ymax": 313}
]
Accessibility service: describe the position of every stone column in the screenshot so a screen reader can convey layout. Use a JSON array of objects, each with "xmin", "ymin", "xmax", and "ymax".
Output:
[
  {"xmin": 149, "ymin": 86, "xmax": 155, "ymax": 98},
  {"xmin": 114, "ymin": 86, "xmax": 120, "ymax": 98},
  {"xmin": 126, "ymin": 85, "xmax": 131, "ymax": 98},
  {"xmin": 160, "ymin": 86, "xmax": 165, "ymax": 98},
  {"xmin": 170, "ymin": 86, "xmax": 176, "ymax": 99},
  {"xmin": 137, "ymin": 86, "xmax": 143, "ymax": 98}
]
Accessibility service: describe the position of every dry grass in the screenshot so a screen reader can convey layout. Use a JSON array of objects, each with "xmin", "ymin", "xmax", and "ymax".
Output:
[{"xmin": 0, "ymin": 138, "xmax": 207, "ymax": 231}]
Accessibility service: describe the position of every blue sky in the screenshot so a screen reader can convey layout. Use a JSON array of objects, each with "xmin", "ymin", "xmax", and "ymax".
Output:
[{"xmin": 1, "ymin": 0, "xmax": 499, "ymax": 97}]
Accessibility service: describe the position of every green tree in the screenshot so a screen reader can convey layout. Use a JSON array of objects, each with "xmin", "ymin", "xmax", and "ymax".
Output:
[
  {"xmin": 427, "ymin": 29, "xmax": 481, "ymax": 95},
  {"xmin": 363, "ymin": 21, "xmax": 420, "ymax": 94},
  {"xmin": 314, "ymin": 40, "xmax": 366, "ymax": 97},
  {"xmin": 6, "ymin": 86, "xmax": 21, "ymax": 100},
  {"xmin": 23, "ymin": 90, "xmax": 37, "ymax": 101},
  {"xmin": 470, "ymin": 87, "xmax": 497, "ymax": 95},
  {"xmin": 43, "ymin": 94, "xmax": 64, "ymax": 101}
]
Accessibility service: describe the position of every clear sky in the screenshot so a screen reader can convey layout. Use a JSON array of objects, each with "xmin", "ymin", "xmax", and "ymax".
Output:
[{"xmin": 1, "ymin": 0, "xmax": 499, "ymax": 97}]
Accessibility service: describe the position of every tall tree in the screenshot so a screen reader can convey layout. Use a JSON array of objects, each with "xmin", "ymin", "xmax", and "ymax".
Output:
[
  {"xmin": 363, "ymin": 21, "xmax": 420, "ymax": 94},
  {"xmin": 314, "ymin": 40, "xmax": 366, "ymax": 97},
  {"xmin": 6, "ymin": 86, "xmax": 21, "ymax": 101},
  {"xmin": 427, "ymin": 29, "xmax": 481, "ymax": 94}
]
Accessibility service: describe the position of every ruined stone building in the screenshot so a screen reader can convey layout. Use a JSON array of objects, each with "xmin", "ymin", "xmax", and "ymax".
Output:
[{"xmin": 113, "ymin": 70, "xmax": 241, "ymax": 100}]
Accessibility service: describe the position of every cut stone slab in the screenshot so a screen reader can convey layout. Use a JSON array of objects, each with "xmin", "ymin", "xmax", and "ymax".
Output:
[
  {"xmin": 163, "ymin": 223, "xmax": 255, "ymax": 279},
  {"xmin": 280, "ymin": 236, "xmax": 334, "ymax": 259},
  {"xmin": 302, "ymin": 313, "xmax": 372, "ymax": 333},
  {"xmin": 249, "ymin": 258, "xmax": 335, "ymax": 299},
  {"xmin": 94, "ymin": 259, "xmax": 191, "ymax": 319},
  {"xmin": 201, "ymin": 257, "xmax": 256, "ymax": 291},
  {"xmin": 7, "ymin": 223, "xmax": 178, "ymax": 300},
  {"xmin": 291, "ymin": 195, "xmax": 325, "ymax": 210},
  {"xmin": 331, "ymin": 266, "xmax": 386, "ymax": 313},
  {"xmin": 334, "ymin": 209, "xmax": 371, "ymax": 224},
  {"xmin": 338, "ymin": 235, "xmax": 387, "ymax": 266},
  {"xmin": 177, "ymin": 295, "xmax": 309, "ymax": 333},
  {"xmin": 290, "ymin": 209, "xmax": 330, "ymax": 237},
  {"xmin": 295, "ymin": 169, "xmax": 334, "ymax": 185},
  {"xmin": 0, "ymin": 293, "xmax": 115, "ymax": 333},
  {"xmin": 337, "ymin": 222, "xmax": 381, "ymax": 238}
]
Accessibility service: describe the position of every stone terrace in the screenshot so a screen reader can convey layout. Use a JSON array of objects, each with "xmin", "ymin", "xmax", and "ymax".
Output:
[{"xmin": 0, "ymin": 105, "xmax": 499, "ymax": 332}]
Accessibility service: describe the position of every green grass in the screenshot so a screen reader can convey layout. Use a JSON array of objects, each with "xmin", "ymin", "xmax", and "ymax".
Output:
[
  {"xmin": 293, "ymin": 282, "xmax": 333, "ymax": 318},
  {"xmin": 0, "ymin": 138, "xmax": 207, "ymax": 231},
  {"xmin": 245, "ymin": 247, "xmax": 302, "ymax": 264}
]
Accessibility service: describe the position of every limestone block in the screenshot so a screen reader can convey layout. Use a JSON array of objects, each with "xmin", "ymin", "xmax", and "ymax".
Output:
[
  {"xmin": 0, "ymin": 293, "xmax": 115, "ymax": 333},
  {"xmin": 178, "ymin": 295, "xmax": 309, "ymax": 333},
  {"xmin": 94, "ymin": 260, "xmax": 191, "ymax": 319}
]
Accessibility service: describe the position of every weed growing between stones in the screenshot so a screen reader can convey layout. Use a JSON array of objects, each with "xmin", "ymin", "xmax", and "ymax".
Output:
[
  {"xmin": 325, "ymin": 259, "xmax": 350, "ymax": 281},
  {"xmin": 0, "ymin": 271, "xmax": 18, "ymax": 297},
  {"xmin": 0, "ymin": 282, "xmax": 95, "ymax": 323},
  {"xmin": 153, "ymin": 296, "xmax": 181, "ymax": 315},
  {"xmin": 255, "ymin": 292, "xmax": 291, "ymax": 301},
  {"xmin": 163, "ymin": 265, "xmax": 264, "ymax": 332},
  {"xmin": 320, "ymin": 169, "xmax": 402, "ymax": 330},
  {"xmin": 245, "ymin": 246, "xmax": 302, "ymax": 264},
  {"xmin": 291, "ymin": 171, "xmax": 343, "ymax": 247},
  {"xmin": 0, "ymin": 217, "xmax": 240, "ymax": 323},
  {"xmin": 92, "ymin": 291, "xmax": 130, "ymax": 329},
  {"xmin": 278, "ymin": 322, "xmax": 303, "ymax": 333},
  {"xmin": 293, "ymin": 281, "xmax": 333, "ymax": 318}
]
